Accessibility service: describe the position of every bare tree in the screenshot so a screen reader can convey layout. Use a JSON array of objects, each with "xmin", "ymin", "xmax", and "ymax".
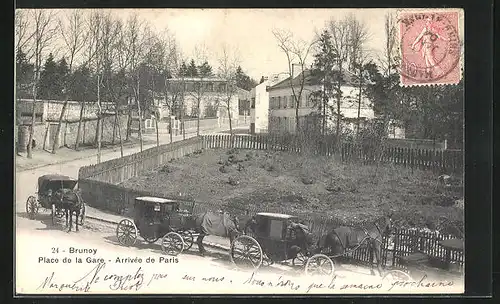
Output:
[
  {"xmin": 327, "ymin": 18, "xmax": 352, "ymax": 146},
  {"xmin": 189, "ymin": 43, "xmax": 212, "ymax": 136},
  {"xmin": 272, "ymin": 29, "xmax": 316, "ymax": 137},
  {"xmin": 124, "ymin": 14, "xmax": 150, "ymax": 152},
  {"xmin": 217, "ymin": 44, "xmax": 240, "ymax": 135},
  {"xmin": 160, "ymin": 30, "xmax": 182, "ymax": 143},
  {"xmin": 75, "ymin": 10, "xmax": 103, "ymax": 151},
  {"xmin": 25, "ymin": 9, "xmax": 58, "ymax": 159},
  {"xmin": 51, "ymin": 9, "xmax": 87, "ymax": 154},
  {"xmin": 15, "ymin": 10, "xmax": 35, "ymax": 59}
]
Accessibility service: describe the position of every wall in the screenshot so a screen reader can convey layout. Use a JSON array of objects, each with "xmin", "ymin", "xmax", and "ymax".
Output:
[
  {"xmin": 17, "ymin": 123, "xmax": 47, "ymax": 151},
  {"xmin": 250, "ymin": 81, "xmax": 270, "ymax": 133},
  {"xmin": 268, "ymin": 85, "xmax": 375, "ymax": 134},
  {"xmin": 17, "ymin": 99, "xmax": 116, "ymax": 121}
]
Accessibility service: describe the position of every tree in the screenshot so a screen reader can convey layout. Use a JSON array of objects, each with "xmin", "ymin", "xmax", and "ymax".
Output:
[
  {"xmin": 24, "ymin": 9, "xmax": 58, "ymax": 158},
  {"xmin": 49, "ymin": 10, "xmax": 88, "ymax": 155},
  {"xmin": 186, "ymin": 59, "xmax": 199, "ymax": 77},
  {"xmin": 217, "ymin": 45, "xmax": 240, "ymax": 135},
  {"xmin": 235, "ymin": 66, "xmax": 257, "ymax": 90},
  {"xmin": 38, "ymin": 53, "xmax": 59, "ymax": 99},
  {"xmin": 310, "ymin": 30, "xmax": 339, "ymax": 137},
  {"xmin": 198, "ymin": 61, "xmax": 213, "ymax": 77},
  {"xmin": 272, "ymin": 28, "xmax": 316, "ymax": 138}
]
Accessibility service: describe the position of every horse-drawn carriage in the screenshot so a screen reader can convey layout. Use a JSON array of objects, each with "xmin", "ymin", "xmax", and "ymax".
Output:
[
  {"xmin": 26, "ymin": 174, "xmax": 86, "ymax": 226},
  {"xmin": 231, "ymin": 212, "xmax": 335, "ymax": 276},
  {"xmin": 115, "ymin": 196, "xmax": 196, "ymax": 255}
]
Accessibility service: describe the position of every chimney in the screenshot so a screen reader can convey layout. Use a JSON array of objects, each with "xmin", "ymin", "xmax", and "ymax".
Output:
[{"xmin": 292, "ymin": 63, "xmax": 303, "ymax": 78}]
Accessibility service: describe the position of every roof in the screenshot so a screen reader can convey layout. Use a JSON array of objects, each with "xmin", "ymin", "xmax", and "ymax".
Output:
[
  {"xmin": 135, "ymin": 196, "xmax": 180, "ymax": 204},
  {"xmin": 267, "ymin": 70, "xmax": 316, "ymax": 91},
  {"xmin": 256, "ymin": 212, "xmax": 298, "ymax": 219},
  {"xmin": 38, "ymin": 174, "xmax": 75, "ymax": 182},
  {"xmin": 267, "ymin": 68, "xmax": 358, "ymax": 91},
  {"xmin": 37, "ymin": 174, "xmax": 77, "ymax": 191}
]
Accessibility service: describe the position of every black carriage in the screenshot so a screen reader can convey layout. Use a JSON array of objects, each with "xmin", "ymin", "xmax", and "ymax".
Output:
[
  {"xmin": 26, "ymin": 174, "xmax": 86, "ymax": 225},
  {"xmin": 115, "ymin": 196, "xmax": 195, "ymax": 256},
  {"xmin": 231, "ymin": 212, "xmax": 334, "ymax": 276}
]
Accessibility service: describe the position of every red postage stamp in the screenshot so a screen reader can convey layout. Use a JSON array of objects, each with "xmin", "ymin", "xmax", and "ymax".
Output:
[{"xmin": 398, "ymin": 10, "xmax": 462, "ymax": 86}]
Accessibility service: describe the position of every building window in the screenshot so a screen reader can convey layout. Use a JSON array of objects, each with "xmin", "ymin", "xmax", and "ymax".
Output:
[
  {"xmin": 304, "ymin": 93, "xmax": 309, "ymax": 107},
  {"xmin": 251, "ymin": 98, "xmax": 256, "ymax": 109},
  {"xmin": 290, "ymin": 96, "xmax": 295, "ymax": 108},
  {"xmin": 283, "ymin": 96, "xmax": 287, "ymax": 108},
  {"xmin": 278, "ymin": 97, "xmax": 281, "ymax": 109},
  {"xmin": 270, "ymin": 97, "xmax": 275, "ymax": 109}
]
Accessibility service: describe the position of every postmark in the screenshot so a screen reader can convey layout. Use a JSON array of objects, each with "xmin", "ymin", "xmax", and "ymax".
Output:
[{"xmin": 398, "ymin": 10, "xmax": 462, "ymax": 86}]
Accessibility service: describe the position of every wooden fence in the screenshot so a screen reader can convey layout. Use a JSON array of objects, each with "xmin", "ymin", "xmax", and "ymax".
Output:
[
  {"xmin": 201, "ymin": 134, "xmax": 463, "ymax": 173},
  {"xmin": 391, "ymin": 228, "xmax": 464, "ymax": 271},
  {"xmin": 78, "ymin": 136, "xmax": 204, "ymax": 183}
]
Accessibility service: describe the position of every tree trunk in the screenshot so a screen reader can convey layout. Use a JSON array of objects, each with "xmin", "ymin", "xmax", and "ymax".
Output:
[
  {"xmin": 169, "ymin": 113, "xmax": 173, "ymax": 144},
  {"xmin": 112, "ymin": 113, "xmax": 117, "ymax": 145},
  {"xmin": 155, "ymin": 114, "xmax": 160, "ymax": 147},
  {"xmin": 96, "ymin": 75, "xmax": 102, "ymax": 163},
  {"xmin": 196, "ymin": 99, "xmax": 201, "ymax": 136},
  {"xmin": 51, "ymin": 100, "xmax": 69, "ymax": 154},
  {"xmin": 126, "ymin": 102, "xmax": 132, "ymax": 141},
  {"xmin": 27, "ymin": 79, "xmax": 38, "ymax": 159},
  {"xmin": 75, "ymin": 101, "xmax": 86, "ymax": 150},
  {"xmin": 295, "ymin": 98, "xmax": 300, "ymax": 136},
  {"xmin": 228, "ymin": 103, "xmax": 233, "ymax": 135},
  {"xmin": 181, "ymin": 91, "xmax": 185, "ymax": 140},
  {"xmin": 116, "ymin": 106, "xmax": 124, "ymax": 158},
  {"xmin": 136, "ymin": 80, "xmax": 144, "ymax": 152},
  {"xmin": 356, "ymin": 72, "xmax": 363, "ymax": 137}
]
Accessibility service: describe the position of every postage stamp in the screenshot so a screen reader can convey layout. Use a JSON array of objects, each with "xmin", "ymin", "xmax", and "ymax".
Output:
[{"xmin": 398, "ymin": 10, "xmax": 463, "ymax": 86}]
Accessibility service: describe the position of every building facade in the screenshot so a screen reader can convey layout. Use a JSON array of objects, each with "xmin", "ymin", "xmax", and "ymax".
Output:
[
  {"xmin": 267, "ymin": 70, "xmax": 376, "ymax": 135},
  {"xmin": 159, "ymin": 77, "xmax": 239, "ymax": 127}
]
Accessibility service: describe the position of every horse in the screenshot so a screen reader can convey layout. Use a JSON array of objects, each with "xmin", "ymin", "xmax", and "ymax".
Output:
[
  {"xmin": 183, "ymin": 211, "xmax": 241, "ymax": 256},
  {"xmin": 315, "ymin": 213, "xmax": 393, "ymax": 276},
  {"xmin": 49, "ymin": 188, "xmax": 84, "ymax": 232}
]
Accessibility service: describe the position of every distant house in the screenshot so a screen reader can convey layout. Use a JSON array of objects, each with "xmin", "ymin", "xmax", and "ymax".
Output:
[
  {"xmin": 267, "ymin": 65, "xmax": 375, "ymax": 135},
  {"xmin": 160, "ymin": 77, "xmax": 239, "ymax": 127}
]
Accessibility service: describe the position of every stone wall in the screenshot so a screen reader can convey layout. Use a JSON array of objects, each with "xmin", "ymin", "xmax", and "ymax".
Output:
[{"xmin": 17, "ymin": 115, "xmax": 128, "ymax": 151}]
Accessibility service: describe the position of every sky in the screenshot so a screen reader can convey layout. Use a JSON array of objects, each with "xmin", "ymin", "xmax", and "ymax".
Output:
[
  {"xmin": 18, "ymin": 8, "xmax": 398, "ymax": 80},
  {"xmin": 122, "ymin": 8, "xmax": 394, "ymax": 80}
]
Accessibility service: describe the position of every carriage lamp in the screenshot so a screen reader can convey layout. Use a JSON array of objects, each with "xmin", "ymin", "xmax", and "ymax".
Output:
[{"xmin": 154, "ymin": 204, "xmax": 161, "ymax": 212}]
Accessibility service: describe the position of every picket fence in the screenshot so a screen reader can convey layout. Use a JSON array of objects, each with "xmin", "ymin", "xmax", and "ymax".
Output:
[{"xmin": 201, "ymin": 134, "xmax": 463, "ymax": 173}]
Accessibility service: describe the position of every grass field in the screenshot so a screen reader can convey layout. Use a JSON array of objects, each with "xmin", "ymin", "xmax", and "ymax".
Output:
[{"xmin": 120, "ymin": 148, "xmax": 463, "ymax": 231}]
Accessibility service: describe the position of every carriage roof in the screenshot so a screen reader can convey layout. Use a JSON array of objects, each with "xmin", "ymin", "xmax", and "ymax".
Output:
[
  {"xmin": 135, "ymin": 196, "xmax": 181, "ymax": 204},
  {"xmin": 256, "ymin": 212, "xmax": 298, "ymax": 220},
  {"xmin": 37, "ymin": 174, "xmax": 77, "ymax": 192}
]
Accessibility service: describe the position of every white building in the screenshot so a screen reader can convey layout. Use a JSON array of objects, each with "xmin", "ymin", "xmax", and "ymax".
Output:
[
  {"xmin": 156, "ymin": 77, "xmax": 239, "ymax": 125},
  {"xmin": 249, "ymin": 74, "xmax": 289, "ymax": 134},
  {"xmin": 267, "ymin": 67, "xmax": 375, "ymax": 135}
]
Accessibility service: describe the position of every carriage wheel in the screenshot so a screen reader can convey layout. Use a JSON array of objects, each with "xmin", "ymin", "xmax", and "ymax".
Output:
[
  {"xmin": 382, "ymin": 270, "xmax": 412, "ymax": 284},
  {"xmin": 292, "ymin": 251, "xmax": 308, "ymax": 267},
  {"xmin": 230, "ymin": 235, "xmax": 263, "ymax": 270},
  {"xmin": 180, "ymin": 230, "xmax": 194, "ymax": 250},
  {"xmin": 79, "ymin": 204, "xmax": 86, "ymax": 225},
  {"xmin": 51, "ymin": 204, "xmax": 57, "ymax": 225},
  {"xmin": 55, "ymin": 208, "xmax": 65, "ymax": 218},
  {"xmin": 161, "ymin": 232, "xmax": 185, "ymax": 256},
  {"xmin": 144, "ymin": 235, "xmax": 160, "ymax": 244},
  {"xmin": 305, "ymin": 254, "xmax": 335, "ymax": 277},
  {"xmin": 116, "ymin": 219, "xmax": 138, "ymax": 246},
  {"xmin": 25, "ymin": 196, "xmax": 38, "ymax": 219}
]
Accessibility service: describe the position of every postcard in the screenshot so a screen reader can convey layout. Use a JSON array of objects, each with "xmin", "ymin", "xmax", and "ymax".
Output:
[{"xmin": 15, "ymin": 8, "xmax": 464, "ymax": 295}]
